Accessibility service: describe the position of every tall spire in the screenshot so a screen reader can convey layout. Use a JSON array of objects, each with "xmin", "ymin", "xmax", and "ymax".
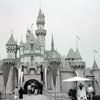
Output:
[
  {"xmin": 36, "ymin": 8, "xmax": 45, "ymax": 26},
  {"xmin": 51, "ymin": 34, "xmax": 54, "ymax": 51},
  {"xmin": 38, "ymin": 8, "xmax": 43, "ymax": 18}
]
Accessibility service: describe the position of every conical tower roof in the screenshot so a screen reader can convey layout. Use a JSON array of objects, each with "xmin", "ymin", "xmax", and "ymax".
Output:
[
  {"xmin": 92, "ymin": 60, "xmax": 99, "ymax": 71},
  {"xmin": 6, "ymin": 34, "xmax": 17, "ymax": 46},
  {"xmin": 66, "ymin": 49, "xmax": 75, "ymax": 59},
  {"xmin": 38, "ymin": 9, "xmax": 43, "ymax": 18},
  {"xmin": 74, "ymin": 48, "xmax": 82, "ymax": 59}
]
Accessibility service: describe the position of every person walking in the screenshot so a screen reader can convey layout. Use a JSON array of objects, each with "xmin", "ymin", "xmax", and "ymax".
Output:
[
  {"xmin": 87, "ymin": 84, "xmax": 94, "ymax": 100},
  {"xmin": 31, "ymin": 83, "xmax": 35, "ymax": 94},
  {"xmin": 38, "ymin": 83, "xmax": 43, "ymax": 94},
  {"xmin": 14, "ymin": 87, "xmax": 18, "ymax": 100},
  {"xmin": 19, "ymin": 87, "xmax": 24, "ymax": 100},
  {"xmin": 27, "ymin": 84, "xmax": 31, "ymax": 95},
  {"xmin": 77, "ymin": 83, "xmax": 87, "ymax": 100}
]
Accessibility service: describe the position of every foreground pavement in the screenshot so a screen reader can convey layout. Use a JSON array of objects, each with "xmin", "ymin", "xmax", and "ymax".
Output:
[{"xmin": 23, "ymin": 94, "xmax": 51, "ymax": 100}]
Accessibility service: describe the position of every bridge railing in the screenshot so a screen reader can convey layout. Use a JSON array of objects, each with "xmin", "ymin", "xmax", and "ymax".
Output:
[
  {"xmin": 0, "ymin": 93, "xmax": 14, "ymax": 100},
  {"xmin": 43, "ymin": 89, "xmax": 69, "ymax": 100}
]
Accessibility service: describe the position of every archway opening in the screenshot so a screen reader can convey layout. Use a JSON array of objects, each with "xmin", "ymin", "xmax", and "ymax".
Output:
[{"xmin": 23, "ymin": 79, "xmax": 42, "ymax": 94}]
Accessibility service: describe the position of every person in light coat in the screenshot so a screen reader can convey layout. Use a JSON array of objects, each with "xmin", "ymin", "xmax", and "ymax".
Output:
[{"xmin": 77, "ymin": 83, "xmax": 87, "ymax": 100}]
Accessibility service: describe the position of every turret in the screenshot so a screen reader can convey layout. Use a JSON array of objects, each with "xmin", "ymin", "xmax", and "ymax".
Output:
[
  {"xmin": 92, "ymin": 60, "xmax": 100, "ymax": 95},
  {"xmin": 6, "ymin": 34, "xmax": 18, "ymax": 59},
  {"xmin": 35, "ymin": 9, "xmax": 46, "ymax": 48},
  {"xmin": 65, "ymin": 48, "xmax": 85, "ymax": 77},
  {"xmin": 19, "ymin": 38, "xmax": 24, "ymax": 56},
  {"xmin": 26, "ymin": 28, "xmax": 31, "ymax": 41}
]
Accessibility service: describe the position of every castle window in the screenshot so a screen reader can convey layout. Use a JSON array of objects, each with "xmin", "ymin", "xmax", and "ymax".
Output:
[
  {"xmin": 30, "ymin": 44, "xmax": 34, "ymax": 51},
  {"xmin": 31, "ymin": 56, "xmax": 34, "ymax": 61}
]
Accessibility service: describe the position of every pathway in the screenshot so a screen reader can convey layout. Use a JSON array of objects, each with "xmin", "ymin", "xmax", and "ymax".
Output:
[{"xmin": 23, "ymin": 94, "xmax": 51, "ymax": 100}]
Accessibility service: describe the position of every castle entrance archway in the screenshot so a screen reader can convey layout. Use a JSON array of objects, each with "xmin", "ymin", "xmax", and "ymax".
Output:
[{"xmin": 23, "ymin": 79, "xmax": 41, "ymax": 94}]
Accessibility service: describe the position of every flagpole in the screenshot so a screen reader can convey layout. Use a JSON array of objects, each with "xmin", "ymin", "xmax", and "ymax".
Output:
[
  {"xmin": 94, "ymin": 50, "xmax": 95, "ymax": 61},
  {"xmin": 76, "ymin": 36, "xmax": 78, "ymax": 49},
  {"xmin": 76, "ymin": 35, "xmax": 81, "ymax": 49},
  {"xmin": 94, "ymin": 50, "xmax": 98, "ymax": 61}
]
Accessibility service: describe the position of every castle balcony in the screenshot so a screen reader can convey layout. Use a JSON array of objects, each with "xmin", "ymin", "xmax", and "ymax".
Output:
[
  {"xmin": 35, "ymin": 29, "xmax": 46, "ymax": 36},
  {"xmin": 70, "ymin": 61, "xmax": 85, "ymax": 69},
  {"xmin": 3, "ymin": 59, "xmax": 16, "ymax": 65},
  {"xmin": 36, "ymin": 19, "xmax": 45, "ymax": 25}
]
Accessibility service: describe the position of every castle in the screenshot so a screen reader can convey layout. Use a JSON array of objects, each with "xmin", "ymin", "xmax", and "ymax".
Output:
[{"xmin": 0, "ymin": 9, "xmax": 100, "ymax": 99}]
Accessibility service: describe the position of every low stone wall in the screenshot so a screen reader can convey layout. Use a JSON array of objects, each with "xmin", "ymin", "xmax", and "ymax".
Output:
[
  {"xmin": 0, "ymin": 93, "xmax": 14, "ymax": 100},
  {"xmin": 43, "ymin": 89, "xmax": 69, "ymax": 100}
]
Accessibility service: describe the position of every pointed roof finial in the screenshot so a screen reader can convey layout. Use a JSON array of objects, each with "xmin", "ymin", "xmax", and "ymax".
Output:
[
  {"xmin": 94, "ymin": 50, "xmax": 98, "ymax": 61},
  {"xmin": 76, "ymin": 35, "xmax": 80, "ymax": 49},
  {"xmin": 38, "ymin": 8, "xmax": 43, "ymax": 18},
  {"xmin": 31, "ymin": 23, "xmax": 33, "ymax": 33},
  {"xmin": 51, "ymin": 33, "xmax": 54, "ymax": 51},
  {"xmin": 11, "ymin": 30, "xmax": 13, "ymax": 34}
]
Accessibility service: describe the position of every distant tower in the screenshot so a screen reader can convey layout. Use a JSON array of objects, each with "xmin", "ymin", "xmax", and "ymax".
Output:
[
  {"xmin": 35, "ymin": 9, "xmax": 46, "ymax": 49},
  {"xmin": 66, "ymin": 48, "xmax": 86, "ymax": 77},
  {"xmin": 6, "ymin": 34, "xmax": 18, "ymax": 59},
  {"xmin": 92, "ymin": 60, "xmax": 100, "ymax": 95}
]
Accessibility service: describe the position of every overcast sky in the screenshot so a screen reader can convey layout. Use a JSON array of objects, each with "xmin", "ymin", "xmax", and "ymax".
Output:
[{"xmin": 0, "ymin": 0, "xmax": 100, "ymax": 68}]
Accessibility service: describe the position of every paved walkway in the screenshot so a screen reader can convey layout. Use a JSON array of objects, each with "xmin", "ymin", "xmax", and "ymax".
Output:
[{"xmin": 23, "ymin": 94, "xmax": 51, "ymax": 100}]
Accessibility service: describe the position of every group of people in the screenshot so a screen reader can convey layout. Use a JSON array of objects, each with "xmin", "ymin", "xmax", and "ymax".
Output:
[
  {"xmin": 14, "ymin": 87, "xmax": 24, "ymax": 100},
  {"xmin": 27, "ymin": 82, "xmax": 43, "ymax": 95},
  {"xmin": 77, "ymin": 83, "xmax": 94, "ymax": 100},
  {"xmin": 13, "ymin": 82, "xmax": 43, "ymax": 100},
  {"xmin": 68, "ymin": 83, "xmax": 94, "ymax": 100}
]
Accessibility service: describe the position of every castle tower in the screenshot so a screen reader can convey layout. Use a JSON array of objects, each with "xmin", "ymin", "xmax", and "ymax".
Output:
[
  {"xmin": 6, "ymin": 34, "xmax": 18, "ymax": 59},
  {"xmin": 3, "ymin": 33, "xmax": 18, "ymax": 93},
  {"xmin": 48, "ymin": 50, "xmax": 61, "ymax": 92},
  {"xmin": 92, "ymin": 60, "xmax": 100, "ymax": 95},
  {"xmin": 47, "ymin": 37, "xmax": 61, "ymax": 92},
  {"xmin": 35, "ymin": 9, "xmax": 46, "ymax": 49},
  {"xmin": 67, "ymin": 48, "xmax": 85, "ymax": 77}
]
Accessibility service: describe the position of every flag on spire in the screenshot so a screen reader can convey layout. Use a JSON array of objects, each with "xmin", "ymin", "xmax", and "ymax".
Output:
[
  {"xmin": 76, "ymin": 35, "xmax": 80, "ymax": 40},
  {"xmin": 94, "ymin": 50, "xmax": 98, "ymax": 53},
  {"xmin": 76, "ymin": 35, "xmax": 81, "ymax": 49}
]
